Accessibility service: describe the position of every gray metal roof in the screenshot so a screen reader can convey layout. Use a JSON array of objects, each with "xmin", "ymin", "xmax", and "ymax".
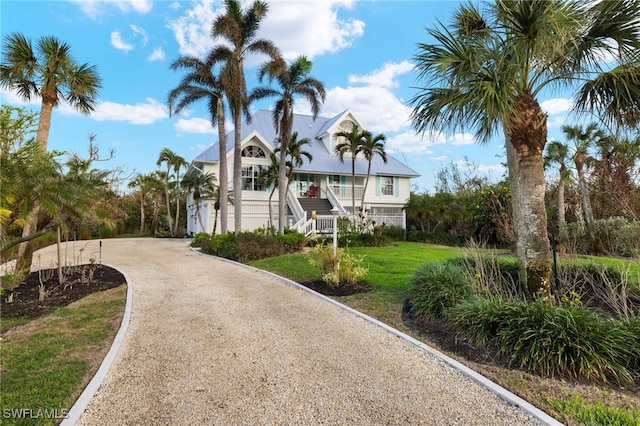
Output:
[{"xmin": 193, "ymin": 110, "xmax": 420, "ymax": 178}]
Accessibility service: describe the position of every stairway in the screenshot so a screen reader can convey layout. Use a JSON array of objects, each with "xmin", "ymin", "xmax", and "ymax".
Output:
[{"xmin": 297, "ymin": 198, "xmax": 333, "ymax": 216}]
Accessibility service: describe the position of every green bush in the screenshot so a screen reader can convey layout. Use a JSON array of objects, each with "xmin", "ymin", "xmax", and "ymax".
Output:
[
  {"xmin": 381, "ymin": 225, "xmax": 406, "ymax": 241},
  {"xmin": 277, "ymin": 230, "xmax": 306, "ymax": 250},
  {"xmin": 448, "ymin": 298, "xmax": 637, "ymax": 383},
  {"xmin": 596, "ymin": 217, "xmax": 640, "ymax": 258},
  {"xmin": 406, "ymin": 229, "xmax": 464, "ymax": 246},
  {"xmin": 406, "ymin": 260, "xmax": 473, "ymax": 319},
  {"xmin": 204, "ymin": 231, "xmax": 305, "ymax": 263},
  {"xmin": 191, "ymin": 232, "xmax": 211, "ymax": 248}
]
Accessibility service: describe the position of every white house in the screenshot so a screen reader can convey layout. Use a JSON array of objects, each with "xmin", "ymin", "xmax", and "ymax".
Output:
[{"xmin": 185, "ymin": 109, "xmax": 420, "ymax": 235}]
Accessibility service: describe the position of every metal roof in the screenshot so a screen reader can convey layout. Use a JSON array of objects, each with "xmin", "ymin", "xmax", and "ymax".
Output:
[{"xmin": 193, "ymin": 110, "xmax": 420, "ymax": 178}]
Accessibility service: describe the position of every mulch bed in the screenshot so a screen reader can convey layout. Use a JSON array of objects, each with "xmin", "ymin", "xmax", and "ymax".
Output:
[{"xmin": 1, "ymin": 265, "xmax": 126, "ymax": 319}]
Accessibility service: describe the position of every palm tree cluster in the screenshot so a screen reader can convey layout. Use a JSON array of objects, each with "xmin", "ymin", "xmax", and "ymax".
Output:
[
  {"xmin": 333, "ymin": 124, "xmax": 387, "ymax": 216},
  {"xmin": 410, "ymin": 0, "xmax": 640, "ymax": 298},
  {"xmin": 1, "ymin": 106, "xmax": 123, "ymax": 272},
  {"xmin": 167, "ymin": 0, "xmax": 327, "ymax": 235}
]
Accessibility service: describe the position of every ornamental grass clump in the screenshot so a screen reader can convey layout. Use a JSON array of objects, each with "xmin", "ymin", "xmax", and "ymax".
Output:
[
  {"xmin": 306, "ymin": 244, "xmax": 367, "ymax": 287},
  {"xmin": 406, "ymin": 260, "xmax": 473, "ymax": 319},
  {"xmin": 448, "ymin": 297, "xmax": 638, "ymax": 383}
]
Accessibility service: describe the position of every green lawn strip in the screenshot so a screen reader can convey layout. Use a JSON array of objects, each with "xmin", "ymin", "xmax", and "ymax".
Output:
[
  {"xmin": 1, "ymin": 286, "xmax": 126, "ymax": 426},
  {"xmin": 546, "ymin": 394, "xmax": 640, "ymax": 426}
]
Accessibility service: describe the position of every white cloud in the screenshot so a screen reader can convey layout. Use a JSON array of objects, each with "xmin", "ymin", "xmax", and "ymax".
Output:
[
  {"xmin": 386, "ymin": 130, "xmax": 445, "ymax": 155},
  {"xmin": 262, "ymin": 1, "xmax": 364, "ymax": 60},
  {"xmin": 348, "ymin": 61, "xmax": 414, "ymax": 89},
  {"xmin": 167, "ymin": 0, "xmax": 364, "ymax": 60},
  {"xmin": 323, "ymin": 85, "xmax": 411, "ymax": 133},
  {"xmin": 91, "ymin": 98, "xmax": 168, "ymax": 124},
  {"xmin": 541, "ymin": 98, "xmax": 573, "ymax": 116},
  {"xmin": 148, "ymin": 47, "xmax": 166, "ymax": 62},
  {"xmin": 174, "ymin": 117, "xmax": 215, "ymax": 134},
  {"xmin": 72, "ymin": 0, "xmax": 152, "ymax": 19},
  {"xmin": 111, "ymin": 31, "xmax": 134, "ymax": 52},
  {"xmin": 450, "ymin": 133, "xmax": 475, "ymax": 146},
  {"xmin": 130, "ymin": 24, "xmax": 149, "ymax": 45},
  {"xmin": 431, "ymin": 155, "xmax": 447, "ymax": 161},
  {"xmin": 166, "ymin": 0, "xmax": 221, "ymax": 58}
]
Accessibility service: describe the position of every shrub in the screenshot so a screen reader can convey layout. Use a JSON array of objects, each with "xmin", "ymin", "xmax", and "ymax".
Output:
[
  {"xmin": 406, "ymin": 229, "xmax": 464, "ymax": 246},
  {"xmin": 277, "ymin": 230, "xmax": 306, "ymax": 250},
  {"xmin": 448, "ymin": 298, "xmax": 637, "ymax": 383},
  {"xmin": 406, "ymin": 260, "xmax": 473, "ymax": 319},
  {"xmin": 191, "ymin": 232, "xmax": 211, "ymax": 248},
  {"xmin": 596, "ymin": 217, "xmax": 640, "ymax": 258},
  {"xmin": 381, "ymin": 225, "xmax": 406, "ymax": 241},
  {"xmin": 306, "ymin": 244, "xmax": 368, "ymax": 287}
]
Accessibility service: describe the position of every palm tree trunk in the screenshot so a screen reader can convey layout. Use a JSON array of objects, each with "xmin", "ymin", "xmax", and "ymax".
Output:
[
  {"xmin": 576, "ymin": 164, "xmax": 602, "ymax": 254},
  {"xmin": 196, "ymin": 201, "xmax": 205, "ymax": 232},
  {"xmin": 557, "ymin": 178, "xmax": 567, "ymax": 256},
  {"xmin": 351, "ymin": 156, "xmax": 356, "ymax": 216},
  {"xmin": 217, "ymin": 102, "xmax": 228, "ymax": 234},
  {"xmin": 36, "ymin": 99, "xmax": 55, "ymax": 152},
  {"xmin": 164, "ymin": 184, "xmax": 173, "ymax": 236},
  {"xmin": 233, "ymin": 114, "xmax": 242, "ymax": 234},
  {"xmin": 361, "ymin": 161, "xmax": 372, "ymax": 213},
  {"xmin": 269, "ymin": 186, "xmax": 276, "ymax": 230},
  {"xmin": 139, "ymin": 194, "xmax": 146, "ymax": 234},
  {"xmin": 505, "ymin": 95, "xmax": 551, "ymax": 299},
  {"xmin": 14, "ymin": 205, "xmax": 39, "ymax": 274},
  {"xmin": 174, "ymin": 170, "xmax": 181, "ymax": 235}
]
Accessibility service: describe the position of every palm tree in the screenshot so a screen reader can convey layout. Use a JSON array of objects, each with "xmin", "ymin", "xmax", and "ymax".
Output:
[
  {"xmin": 544, "ymin": 141, "xmax": 571, "ymax": 255},
  {"xmin": 562, "ymin": 123, "xmax": 604, "ymax": 254},
  {"xmin": 359, "ymin": 132, "xmax": 387, "ymax": 213},
  {"xmin": 409, "ymin": 0, "xmax": 640, "ymax": 298},
  {"xmin": 544, "ymin": 141, "xmax": 571, "ymax": 227},
  {"xmin": 334, "ymin": 123, "xmax": 367, "ymax": 215},
  {"xmin": 1, "ymin": 33, "xmax": 101, "ymax": 272},
  {"xmin": 182, "ymin": 171, "xmax": 217, "ymax": 233},
  {"xmin": 156, "ymin": 148, "xmax": 178, "ymax": 235},
  {"xmin": 250, "ymin": 55, "xmax": 326, "ymax": 233},
  {"xmin": 128, "ymin": 173, "xmax": 157, "ymax": 235},
  {"xmin": 167, "ymin": 54, "xmax": 229, "ymax": 234},
  {"xmin": 211, "ymin": 0, "xmax": 279, "ymax": 234},
  {"xmin": 170, "ymin": 154, "xmax": 188, "ymax": 236},
  {"xmin": 1, "ymin": 33, "xmax": 101, "ymax": 152}
]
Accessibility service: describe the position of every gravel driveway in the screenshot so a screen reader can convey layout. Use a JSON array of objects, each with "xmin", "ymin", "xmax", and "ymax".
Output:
[{"xmin": 30, "ymin": 238, "xmax": 560, "ymax": 425}]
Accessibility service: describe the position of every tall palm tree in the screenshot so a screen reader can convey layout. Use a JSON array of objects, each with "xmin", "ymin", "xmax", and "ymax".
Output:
[
  {"xmin": 170, "ymin": 154, "xmax": 188, "ymax": 236},
  {"xmin": 128, "ymin": 173, "xmax": 158, "ymax": 235},
  {"xmin": 409, "ymin": 0, "xmax": 640, "ymax": 298},
  {"xmin": 182, "ymin": 171, "xmax": 217, "ymax": 233},
  {"xmin": 1, "ymin": 33, "xmax": 101, "ymax": 152},
  {"xmin": 211, "ymin": 0, "xmax": 279, "ymax": 234},
  {"xmin": 1, "ymin": 32, "xmax": 101, "ymax": 272},
  {"xmin": 167, "ymin": 54, "xmax": 229, "ymax": 234},
  {"xmin": 156, "ymin": 148, "xmax": 178, "ymax": 235},
  {"xmin": 250, "ymin": 55, "xmax": 326, "ymax": 233},
  {"xmin": 359, "ymin": 132, "xmax": 387, "ymax": 213},
  {"xmin": 562, "ymin": 123, "xmax": 604, "ymax": 254},
  {"xmin": 334, "ymin": 123, "xmax": 367, "ymax": 215}
]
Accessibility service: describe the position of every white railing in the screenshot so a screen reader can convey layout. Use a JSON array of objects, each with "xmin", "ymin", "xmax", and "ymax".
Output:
[
  {"xmin": 329, "ymin": 184, "xmax": 364, "ymax": 202},
  {"xmin": 325, "ymin": 186, "xmax": 348, "ymax": 215}
]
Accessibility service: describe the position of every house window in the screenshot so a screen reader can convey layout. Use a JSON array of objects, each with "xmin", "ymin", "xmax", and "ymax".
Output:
[
  {"xmin": 381, "ymin": 176, "xmax": 394, "ymax": 195},
  {"xmin": 242, "ymin": 165, "xmax": 266, "ymax": 191},
  {"xmin": 242, "ymin": 146, "xmax": 265, "ymax": 158}
]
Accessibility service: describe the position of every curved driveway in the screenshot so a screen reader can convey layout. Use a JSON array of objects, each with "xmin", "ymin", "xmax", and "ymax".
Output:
[{"xmin": 31, "ymin": 238, "xmax": 559, "ymax": 425}]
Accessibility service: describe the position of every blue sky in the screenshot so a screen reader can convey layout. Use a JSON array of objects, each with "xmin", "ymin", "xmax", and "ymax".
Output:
[{"xmin": 1, "ymin": 0, "xmax": 574, "ymax": 192}]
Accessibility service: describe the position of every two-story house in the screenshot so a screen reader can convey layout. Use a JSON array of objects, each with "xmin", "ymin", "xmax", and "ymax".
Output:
[{"xmin": 185, "ymin": 109, "xmax": 420, "ymax": 235}]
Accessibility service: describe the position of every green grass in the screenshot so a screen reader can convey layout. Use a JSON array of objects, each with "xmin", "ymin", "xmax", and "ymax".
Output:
[
  {"xmin": 1, "ymin": 286, "xmax": 126, "ymax": 426},
  {"xmin": 547, "ymin": 394, "xmax": 640, "ymax": 426}
]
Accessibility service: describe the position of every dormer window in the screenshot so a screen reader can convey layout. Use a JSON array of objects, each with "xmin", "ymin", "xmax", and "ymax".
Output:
[{"xmin": 242, "ymin": 146, "xmax": 265, "ymax": 158}]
